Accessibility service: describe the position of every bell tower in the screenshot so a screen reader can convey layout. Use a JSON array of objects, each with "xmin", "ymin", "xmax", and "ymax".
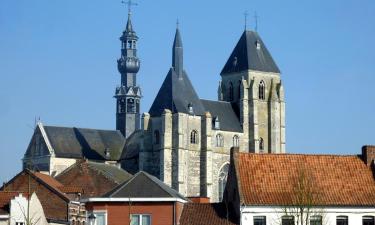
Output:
[{"xmin": 115, "ymin": 9, "xmax": 141, "ymax": 138}]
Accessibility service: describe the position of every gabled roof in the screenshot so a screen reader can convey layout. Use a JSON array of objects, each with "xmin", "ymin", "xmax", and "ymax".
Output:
[
  {"xmin": 149, "ymin": 68, "xmax": 205, "ymax": 117},
  {"xmin": 232, "ymin": 150, "xmax": 375, "ymax": 206},
  {"xmin": 56, "ymin": 160, "xmax": 132, "ymax": 198},
  {"xmin": 221, "ymin": 31, "xmax": 280, "ymax": 74},
  {"xmin": 41, "ymin": 125, "xmax": 125, "ymax": 161},
  {"xmin": 200, "ymin": 99, "xmax": 242, "ymax": 132},
  {"xmin": 104, "ymin": 171, "xmax": 187, "ymax": 200},
  {"xmin": 179, "ymin": 203, "xmax": 236, "ymax": 225}
]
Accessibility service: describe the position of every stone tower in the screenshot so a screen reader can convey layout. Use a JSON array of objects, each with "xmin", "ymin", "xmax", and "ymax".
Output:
[
  {"xmin": 219, "ymin": 30, "xmax": 286, "ymax": 153},
  {"xmin": 115, "ymin": 11, "xmax": 142, "ymax": 138}
]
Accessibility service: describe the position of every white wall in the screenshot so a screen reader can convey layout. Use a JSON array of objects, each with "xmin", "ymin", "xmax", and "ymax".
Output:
[
  {"xmin": 241, "ymin": 206, "xmax": 375, "ymax": 225},
  {"xmin": 9, "ymin": 193, "xmax": 48, "ymax": 225}
]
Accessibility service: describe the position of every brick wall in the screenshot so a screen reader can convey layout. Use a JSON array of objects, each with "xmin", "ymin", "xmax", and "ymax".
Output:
[
  {"xmin": 362, "ymin": 145, "xmax": 375, "ymax": 166},
  {"xmin": 2, "ymin": 171, "xmax": 68, "ymax": 221},
  {"xmin": 86, "ymin": 202, "xmax": 183, "ymax": 225}
]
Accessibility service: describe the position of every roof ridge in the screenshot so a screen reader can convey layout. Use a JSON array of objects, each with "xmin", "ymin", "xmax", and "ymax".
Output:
[
  {"xmin": 200, "ymin": 99, "xmax": 232, "ymax": 104},
  {"xmin": 44, "ymin": 125, "xmax": 121, "ymax": 133},
  {"xmin": 238, "ymin": 152, "xmax": 360, "ymax": 157}
]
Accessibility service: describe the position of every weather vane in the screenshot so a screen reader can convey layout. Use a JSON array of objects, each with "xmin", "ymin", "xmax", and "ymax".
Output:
[
  {"xmin": 254, "ymin": 11, "xmax": 259, "ymax": 32},
  {"xmin": 121, "ymin": 0, "xmax": 138, "ymax": 14},
  {"xmin": 244, "ymin": 10, "xmax": 249, "ymax": 30}
]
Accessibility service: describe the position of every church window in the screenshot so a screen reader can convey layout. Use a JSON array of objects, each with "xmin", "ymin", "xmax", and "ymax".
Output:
[
  {"xmin": 238, "ymin": 80, "xmax": 241, "ymax": 99},
  {"xmin": 233, "ymin": 135, "xmax": 239, "ymax": 147},
  {"xmin": 136, "ymin": 99, "xmax": 140, "ymax": 113},
  {"xmin": 218, "ymin": 163, "xmax": 229, "ymax": 202},
  {"xmin": 259, "ymin": 137, "xmax": 264, "ymax": 153},
  {"xmin": 259, "ymin": 80, "xmax": 265, "ymax": 100},
  {"xmin": 154, "ymin": 130, "xmax": 160, "ymax": 145},
  {"xmin": 127, "ymin": 41, "xmax": 132, "ymax": 49},
  {"xmin": 190, "ymin": 130, "xmax": 198, "ymax": 144},
  {"xmin": 216, "ymin": 134, "xmax": 224, "ymax": 147},
  {"xmin": 132, "ymin": 40, "xmax": 136, "ymax": 49},
  {"xmin": 119, "ymin": 99, "xmax": 126, "ymax": 113},
  {"xmin": 127, "ymin": 98, "xmax": 135, "ymax": 113},
  {"xmin": 229, "ymin": 82, "xmax": 234, "ymax": 101}
]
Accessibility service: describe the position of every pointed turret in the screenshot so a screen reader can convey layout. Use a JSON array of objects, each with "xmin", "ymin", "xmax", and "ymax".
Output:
[
  {"xmin": 172, "ymin": 28, "xmax": 183, "ymax": 78},
  {"xmin": 126, "ymin": 13, "xmax": 134, "ymax": 33}
]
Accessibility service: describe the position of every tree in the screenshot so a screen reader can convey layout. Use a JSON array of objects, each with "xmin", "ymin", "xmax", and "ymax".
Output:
[{"xmin": 277, "ymin": 167, "xmax": 327, "ymax": 225}]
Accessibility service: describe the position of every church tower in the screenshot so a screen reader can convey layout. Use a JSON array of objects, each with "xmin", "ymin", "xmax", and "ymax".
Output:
[
  {"xmin": 220, "ymin": 30, "xmax": 286, "ymax": 153},
  {"xmin": 115, "ymin": 11, "xmax": 142, "ymax": 138}
]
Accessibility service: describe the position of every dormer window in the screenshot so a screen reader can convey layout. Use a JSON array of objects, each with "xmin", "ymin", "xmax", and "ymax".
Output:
[
  {"xmin": 214, "ymin": 116, "xmax": 220, "ymax": 130},
  {"xmin": 104, "ymin": 148, "xmax": 111, "ymax": 159},
  {"xmin": 188, "ymin": 103, "xmax": 194, "ymax": 115},
  {"xmin": 256, "ymin": 40, "xmax": 261, "ymax": 50}
]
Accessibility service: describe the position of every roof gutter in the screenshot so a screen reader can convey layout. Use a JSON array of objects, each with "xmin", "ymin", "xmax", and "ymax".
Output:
[{"xmin": 82, "ymin": 197, "xmax": 188, "ymax": 204}]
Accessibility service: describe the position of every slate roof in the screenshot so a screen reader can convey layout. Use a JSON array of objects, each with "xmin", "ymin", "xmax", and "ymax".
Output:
[
  {"xmin": 149, "ymin": 68, "xmax": 205, "ymax": 117},
  {"xmin": 104, "ymin": 171, "xmax": 187, "ymax": 200},
  {"xmin": 200, "ymin": 99, "xmax": 242, "ymax": 132},
  {"xmin": 120, "ymin": 130, "xmax": 142, "ymax": 160},
  {"xmin": 221, "ymin": 31, "xmax": 280, "ymax": 74},
  {"xmin": 232, "ymin": 151, "xmax": 375, "ymax": 206},
  {"xmin": 179, "ymin": 203, "xmax": 236, "ymax": 225},
  {"xmin": 43, "ymin": 125, "xmax": 125, "ymax": 161},
  {"xmin": 56, "ymin": 160, "xmax": 132, "ymax": 198}
]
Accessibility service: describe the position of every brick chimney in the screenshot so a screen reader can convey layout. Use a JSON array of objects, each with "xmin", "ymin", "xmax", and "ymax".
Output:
[{"xmin": 362, "ymin": 145, "xmax": 375, "ymax": 166}]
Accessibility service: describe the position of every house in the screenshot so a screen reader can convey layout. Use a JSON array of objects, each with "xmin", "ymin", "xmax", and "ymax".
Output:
[
  {"xmin": 55, "ymin": 160, "xmax": 133, "ymax": 198},
  {"xmin": 1, "ymin": 170, "xmax": 85, "ymax": 225},
  {"xmin": 83, "ymin": 171, "xmax": 188, "ymax": 225},
  {"xmin": 23, "ymin": 122, "xmax": 126, "ymax": 176},
  {"xmin": 223, "ymin": 146, "xmax": 375, "ymax": 225},
  {"xmin": 0, "ymin": 192, "xmax": 48, "ymax": 225}
]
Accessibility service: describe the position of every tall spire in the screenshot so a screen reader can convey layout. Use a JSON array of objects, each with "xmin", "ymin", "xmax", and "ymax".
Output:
[
  {"xmin": 172, "ymin": 27, "xmax": 183, "ymax": 78},
  {"xmin": 126, "ymin": 13, "xmax": 134, "ymax": 32}
]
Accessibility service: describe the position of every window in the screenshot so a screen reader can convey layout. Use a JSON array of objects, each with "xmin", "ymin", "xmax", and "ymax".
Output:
[
  {"xmin": 282, "ymin": 216, "xmax": 294, "ymax": 225},
  {"xmin": 190, "ymin": 130, "xmax": 198, "ymax": 144},
  {"xmin": 94, "ymin": 212, "xmax": 106, "ymax": 225},
  {"xmin": 154, "ymin": 130, "xmax": 160, "ymax": 144},
  {"xmin": 214, "ymin": 116, "xmax": 220, "ymax": 129},
  {"xmin": 337, "ymin": 216, "xmax": 348, "ymax": 225},
  {"xmin": 229, "ymin": 82, "xmax": 234, "ymax": 101},
  {"xmin": 310, "ymin": 216, "xmax": 322, "ymax": 225},
  {"xmin": 131, "ymin": 214, "xmax": 151, "ymax": 225},
  {"xmin": 118, "ymin": 98, "xmax": 126, "ymax": 113},
  {"xmin": 238, "ymin": 80, "xmax": 241, "ymax": 99},
  {"xmin": 218, "ymin": 163, "xmax": 229, "ymax": 201},
  {"xmin": 259, "ymin": 138, "xmax": 264, "ymax": 153},
  {"xmin": 363, "ymin": 216, "xmax": 375, "ymax": 225},
  {"xmin": 16, "ymin": 223, "xmax": 25, "ymax": 225},
  {"xmin": 254, "ymin": 216, "xmax": 266, "ymax": 225},
  {"xmin": 259, "ymin": 80, "xmax": 265, "ymax": 100},
  {"xmin": 216, "ymin": 134, "xmax": 224, "ymax": 147},
  {"xmin": 233, "ymin": 135, "xmax": 239, "ymax": 147},
  {"xmin": 127, "ymin": 98, "xmax": 135, "ymax": 113}
]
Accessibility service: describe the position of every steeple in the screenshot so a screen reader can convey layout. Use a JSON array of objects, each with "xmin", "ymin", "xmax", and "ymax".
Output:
[
  {"xmin": 115, "ymin": 8, "xmax": 142, "ymax": 138},
  {"xmin": 172, "ymin": 28, "xmax": 183, "ymax": 78}
]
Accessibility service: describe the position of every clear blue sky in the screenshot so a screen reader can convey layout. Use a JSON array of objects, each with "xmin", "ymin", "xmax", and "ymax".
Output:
[{"xmin": 1, "ymin": 0, "xmax": 374, "ymax": 182}]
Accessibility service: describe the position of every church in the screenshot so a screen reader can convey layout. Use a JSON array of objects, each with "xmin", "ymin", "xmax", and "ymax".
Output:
[{"xmin": 23, "ymin": 10, "xmax": 285, "ymax": 202}]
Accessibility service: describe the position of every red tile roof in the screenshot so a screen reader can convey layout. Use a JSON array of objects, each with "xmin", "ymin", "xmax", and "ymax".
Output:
[
  {"xmin": 0, "ymin": 192, "xmax": 27, "ymax": 215},
  {"xmin": 179, "ymin": 203, "xmax": 236, "ymax": 225},
  {"xmin": 58, "ymin": 185, "xmax": 83, "ymax": 194},
  {"xmin": 234, "ymin": 151, "xmax": 375, "ymax": 206}
]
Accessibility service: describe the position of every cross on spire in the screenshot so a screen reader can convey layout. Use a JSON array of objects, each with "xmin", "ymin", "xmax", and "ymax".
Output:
[
  {"xmin": 254, "ymin": 11, "xmax": 259, "ymax": 32},
  {"xmin": 121, "ymin": 0, "xmax": 138, "ymax": 15},
  {"xmin": 244, "ymin": 10, "xmax": 249, "ymax": 30}
]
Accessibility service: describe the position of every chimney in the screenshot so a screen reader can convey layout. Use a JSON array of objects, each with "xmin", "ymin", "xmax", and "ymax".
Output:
[{"xmin": 362, "ymin": 145, "xmax": 375, "ymax": 166}]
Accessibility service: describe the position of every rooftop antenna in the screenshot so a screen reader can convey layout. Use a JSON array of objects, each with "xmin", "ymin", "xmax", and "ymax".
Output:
[
  {"xmin": 121, "ymin": 0, "xmax": 138, "ymax": 15},
  {"xmin": 244, "ymin": 10, "xmax": 249, "ymax": 30},
  {"xmin": 254, "ymin": 11, "xmax": 259, "ymax": 32}
]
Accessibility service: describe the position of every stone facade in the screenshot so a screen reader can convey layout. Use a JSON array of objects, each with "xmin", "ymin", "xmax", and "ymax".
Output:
[{"xmin": 121, "ymin": 29, "xmax": 286, "ymax": 202}]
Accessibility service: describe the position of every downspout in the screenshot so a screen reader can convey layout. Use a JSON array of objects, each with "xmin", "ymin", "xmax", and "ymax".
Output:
[{"xmin": 173, "ymin": 202, "xmax": 176, "ymax": 225}]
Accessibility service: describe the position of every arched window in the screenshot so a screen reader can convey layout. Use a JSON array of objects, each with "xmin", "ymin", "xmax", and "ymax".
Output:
[
  {"xmin": 218, "ymin": 163, "xmax": 229, "ymax": 202},
  {"xmin": 190, "ymin": 130, "xmax": 198, "ymax": 144},
  {"xmin": 238, "ymin": 80, "xmax": 241, "ymax": 99},
  {"xmin": 259, "ymin": 80, "xmax": 265, "ymax": 100},
  {"xmin": 216, "ymin": 134, "xmax": 224, "ymax": 147},
  {"xmin": 229, "ymin": 82, "xmax": 234, "ymax": 101},
  {"xmin": 259, "ymin": 137, "xmax": 264, "ymax": 153},
  {"xmin": 233, "ymin": 135, "xmax": 240, "ymax": 147},
  {"xmin": 127, "ymin": 98, "xmax": 135, "ymax": 113},
  {"xmin": 154, "ymin": 130, "xmax": 160, "ymax": 145}
]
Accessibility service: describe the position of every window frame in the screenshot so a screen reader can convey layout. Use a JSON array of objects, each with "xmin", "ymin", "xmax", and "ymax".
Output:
[
  {"xmin": 259, "ymin": 137, "xmax": 264, "ymax": 153},
  {"xmin": 190, "ymin": 130, "xmax": 198, "ymax": 144},
  {"xmin": 218, "ymin": 163, "xmax": 229, "ymax": 202},
  {"xmin": 259, "ymin": 80, "xmax": 265, "ymax": 100},
  {"xmin": 215, "ymin": 134, "xmax": 224, "ymax": 147},
  {"xmin": 91, "ymin": 210, "xmax": 107, "ymax": 225},
  {"xmin": 281, "ymin": 216, "xmax": 294, "ymax": 225},
  {"xmin": 363, "ymin": 216, "xmax": 375, "ymax": 225},
  {"xmin": 310, "ymin": 215, "xmax": 322, "ymax": 225},
  {"xmin": 253, "ymin": 216, "xmax": 266, "ymax": 225},
  {"xmin": 233, "ymin": 135, "xmax": 240, "ymax": 147},
  {"xmin": 336, "ymin": 215, "xmax": 348, "ymax": 225},
  {"xmin": 130, "ymin": 214, "xmax": 152, "ymax": 225}
]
